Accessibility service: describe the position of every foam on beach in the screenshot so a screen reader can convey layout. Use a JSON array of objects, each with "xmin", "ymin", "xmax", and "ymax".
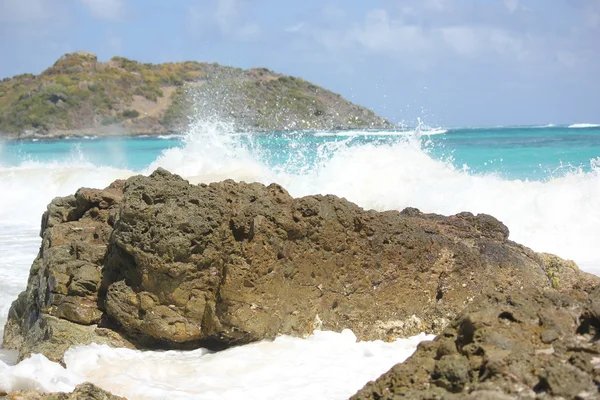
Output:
[
  {"xmin": 0, "ymin": 122, "xmax": 599, "ymax": 398},
  {"xmin": 0, "ymin": 331, "xmax": 432, "ymax": 399}
]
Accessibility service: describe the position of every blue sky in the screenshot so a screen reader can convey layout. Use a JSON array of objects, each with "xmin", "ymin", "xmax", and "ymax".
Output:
[{"xmin": 0, "ymin": 0, "xmax": 598, "ymax": 127}]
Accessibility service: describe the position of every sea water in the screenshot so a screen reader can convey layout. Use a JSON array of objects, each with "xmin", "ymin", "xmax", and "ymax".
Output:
[{"xmin": 0, "ymin": 122, "xmax": 599, "ymax": 399}]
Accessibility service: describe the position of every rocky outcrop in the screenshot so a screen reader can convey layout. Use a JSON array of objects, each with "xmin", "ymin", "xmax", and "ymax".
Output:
[
  {"xmin": 352, "ymin": 285, "xmax": 600, "ymax": 399},
  {"xmin": 3, "ymin": 383, "xmax": 125, "ymax": 399},
  {"xmin": 2, "ymin": 181, "xmax": 134, "ymax": 362},
  {"xmin": 3, "ymin": 169, "xmax": 597, "ymax": 362}
]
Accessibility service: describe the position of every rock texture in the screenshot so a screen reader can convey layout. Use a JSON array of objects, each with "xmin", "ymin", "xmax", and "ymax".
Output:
[
  {"xmin": 2, "ymin": 181, "xmax": 134, "ymax": 362},
  {"xmin": 352, "ymin": 285, "xmax": 600, "ymax": 399},
  {"xmin": 3, "ymin": 169, "xmax": 597, "ymax": 362},
  {"xmin": 3, "ymin": 383, "xmax": 125, "ymax": 400}
]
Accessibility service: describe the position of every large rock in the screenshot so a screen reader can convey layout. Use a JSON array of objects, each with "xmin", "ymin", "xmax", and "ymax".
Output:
[
  {"xmin": 2, "ymin": 181, "xmax": 133, "ymax": 362},
  {"xmin": 352, "ymin": 286, "xmax": 600, "ymax": 399},
  {"xmin": 3, "ymin": 169, "xmax": 597, "ymax": 361}
]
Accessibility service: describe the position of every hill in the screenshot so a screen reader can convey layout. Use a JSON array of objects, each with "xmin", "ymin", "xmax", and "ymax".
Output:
[{"xmin": 0, "ymin": 52, "xmax": 393, "ymax": 138}]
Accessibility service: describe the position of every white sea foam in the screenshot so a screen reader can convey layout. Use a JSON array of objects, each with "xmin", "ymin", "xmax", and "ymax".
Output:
[
  {"xmin": 569, "ymin": 123, "xmax": 600, "ymax": 128},
  {"xmin": 1, "ymin": 120, "xmax": 600, "ymax": 397},
  {"xmin": 146, "ymin": 122, "xmax": 600, "ymax": 274},
  {"xmin": 157, "ymin": 134, "xmax": 186, "ymax": 140},
  {"xmin": 0, "ymin": 225, "xmax": 40, "ymax": 340},
  {"xmin": 145, "ymin": 120, "xmax": 269, "ymax": 183},
  {"xmin": 0, "ymin": 331, "xmax": 432, "ymax": 399},
  {"xmin": 313, "ymin": 128, "xmax": 447, "ymax": 137},
  {"xmin": 0, "ymin": 156, "xmax": 133, "ymax": 338}
]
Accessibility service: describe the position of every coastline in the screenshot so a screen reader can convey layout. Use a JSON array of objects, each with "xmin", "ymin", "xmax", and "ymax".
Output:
[{"xmin": 0, "ymin": 125, "xmax": 403, "ymax": 142}]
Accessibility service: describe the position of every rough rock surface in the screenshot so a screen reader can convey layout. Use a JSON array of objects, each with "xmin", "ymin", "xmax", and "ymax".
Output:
[
  {"xmin": 3, "ymin": 169, "xmax": 597, "ymax": 361},
  {"xmin": 2, "ymin": 181, "xmax": 134, "ymax": 362},
  {"xmin": 3, "ymin": 383, "xmax": 125, "ymax": 400},
  {"xmin": 352, "ymin": 286, "xmax": 600, "ymax": 399}
]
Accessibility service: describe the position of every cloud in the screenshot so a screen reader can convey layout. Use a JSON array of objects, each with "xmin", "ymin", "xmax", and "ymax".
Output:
[
  {"xmin": 556, "ymin": 50, "xmax": 580, "ymax": 68},
  {"xmin": 586, "ymin": 11, "xmax": 600, "ymax": 27},
  {"xmin": 440, "ymin": 27, "xmax": 481, "ymax": 55},
  {"xmin": 79, "ymin": 0, "xmax": 124, "ymax": 21},
  {"xmin": 0, "ymin": 0, "xmax": 54, "ymax": 22},
  {"xmin": 285, "ymin": 23, "xmax": 305, "ymax": 33},
  {"xmin": 504, "ymin": 0, "xmax": 520, "ymax": 13},
  {"xmin": 353, "ymin": 10, "xmax": 432, "ymax": 55},
  {"xmin": 188, "ymin": 0, "xmax": 261, "ymax": 42}
]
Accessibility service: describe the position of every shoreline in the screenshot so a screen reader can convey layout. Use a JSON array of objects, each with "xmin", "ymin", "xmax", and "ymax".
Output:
[{"xmin": 0, "ymin": 126, "xmax": 409, "ymax": 142}]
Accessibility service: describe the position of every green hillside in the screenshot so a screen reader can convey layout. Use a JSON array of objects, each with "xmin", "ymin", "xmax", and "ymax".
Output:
[{"xmin": 0, "ymin": 52, "xmax": 393, "ymax": 138}]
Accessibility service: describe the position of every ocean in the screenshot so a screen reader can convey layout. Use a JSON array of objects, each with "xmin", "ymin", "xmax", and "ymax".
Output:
[{"xmin": 0, "ymin": 121, "xmax": 599, "ymax": 399}]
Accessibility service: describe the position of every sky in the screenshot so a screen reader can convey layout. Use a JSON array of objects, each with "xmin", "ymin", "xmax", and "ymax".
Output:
[{"xmin": 0, "ymin": 0, "xmax": 598, "ymax": 127}]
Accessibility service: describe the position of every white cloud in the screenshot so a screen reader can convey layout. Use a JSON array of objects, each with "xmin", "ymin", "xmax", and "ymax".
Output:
[
  {"xmin": 214, "ymin": 0, "xmax": 260, "ymax": 41},
  {"xmin": 285, "ymin": 23, "xmax": 304, "ymax": 33},
  {"xmin": 504, "ymin": 0, "xmax": 520, "ymax": 13},
  {"xmin": 425, "ymin": 0, "xmax": 449, "ymax": 11},
  {"xmin": 586, "ymin": 11, "xmax": 600, "ymax": 27},
  {"xmin": 284, "ymin": 5, "xmax": 541, "ymax": 71},
  {"xmin": 352, "ymin": 9, "xmax": 432, "ymax": 55},
  {"xmin": 188, "ymin": 0, "xmax": 261, "ymax": 42},
  {"xmin": 441, "ymin": 27, "xmax": 481, "ymax": 55},
  {"xmin": 556, "ymin": 51, "xmax": 579, "ymax": 68},
  {"xmin": 0, "ymin": 0, "xmax": 52, "ymax": 22},
  {"xmin": 490, "ymin": 29, "xmax": 529, "ymax": 60},
  {"xmin": 80, "ymin": 0, "xmax": 124, "ymax": 21},
  {"xmin": 321, "ymin": 5, "xmax": 346, "ymax": 21}
]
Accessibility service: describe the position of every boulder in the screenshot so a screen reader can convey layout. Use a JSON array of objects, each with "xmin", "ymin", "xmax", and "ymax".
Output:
[
  {"xmin": 352, "ymin": 286, "xmax": 600, "ymax": 399},
  {"xmin": 3, "ymin": 169, "xmax": 597, "ymax": 361},
  {"xmin": 2, "ymin": 181, "xmax": 133, "ymax": 362}
]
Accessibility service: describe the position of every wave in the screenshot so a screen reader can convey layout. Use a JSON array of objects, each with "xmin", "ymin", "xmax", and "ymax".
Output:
[
  {"xmin": 157, "ymin": 134, "xmax": 186, "ymax": 140},
  {"xmin": 1, "ymin": 120, "xmax": 600, "ymax": 272},
  {"xmin": 0, "ymin": 162, "xmax": 132, "ymax": 225},
  {"xmin": 144, "ymin": 120, "xmax": 600, "ymax": 273},
  {"xmin": 0, "ymin": 330, "xmax": 431, "ymax": 399},
  {"xmin": 1, "ymin": 119, "xmax": 600, "ymax": 397},
  {"xmin": 569, "ymin": 123, "xmax": 600, "ymax": 128},
  {"xmin": 313, "ymin": 128, "xmax": 447, "ymax": 138}
]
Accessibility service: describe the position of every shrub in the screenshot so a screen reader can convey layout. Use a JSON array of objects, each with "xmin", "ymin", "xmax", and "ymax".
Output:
[
  {"xmin": 134, "ymin": 85, "xmax": 163, "ymax": 101},
  {"xmin": 122, "ymin": 109, "xmax": 140, "ymax": 119}
]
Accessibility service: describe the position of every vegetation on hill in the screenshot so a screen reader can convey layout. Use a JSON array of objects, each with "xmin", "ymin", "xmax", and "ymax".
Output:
[{"xmin": 0, "ymin": 52, "xmax": 393, "ymax": 138}]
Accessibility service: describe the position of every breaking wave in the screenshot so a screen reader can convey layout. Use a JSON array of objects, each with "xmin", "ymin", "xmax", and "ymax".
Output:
[
  {"xmin": 0, "ymin": 119, "xmax": 599, "ymax": 398},
  {"xmin": 569, "ymin": 123, "xmax": 600, "ymax": 128}
]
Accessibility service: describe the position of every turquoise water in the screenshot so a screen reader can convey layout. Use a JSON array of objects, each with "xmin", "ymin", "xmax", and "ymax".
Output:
[
  {"xmin": 1, "ymin": 122, "xmax": 600, "ymax": 398},
  {"xmin": 1, "ymin": 122, "xmax": 599, "ymax": 271},
  {"xmin": 2, "ymin": 125, "xmax": 599, "ymax": 181}
]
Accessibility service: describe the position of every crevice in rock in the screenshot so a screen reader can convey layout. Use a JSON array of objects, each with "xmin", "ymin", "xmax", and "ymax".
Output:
[
  {"xmin": 533, "ymin": 377, "xmax": 550, "ymax": 394},
  {"xmin": 498, "ymin": 311, "xmax": 518, "ymax": 323},
  {"xmin": 576, "ymin": 312, "xmax": 600, "ymax": 342},
  {"xmin": 456, "ymin": 318, "xmax": 475, "ymax": 352}
]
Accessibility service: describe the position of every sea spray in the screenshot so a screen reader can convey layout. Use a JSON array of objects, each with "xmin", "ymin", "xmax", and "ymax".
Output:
[
  {"xmin": 145, "ymin": 119, "xmax": 270, "ymax": 183},
  {"xmin": 145, "ymin": 119, "xmax": 600, "ymax": 273},
  {"xmin": 0, "ymin": 121, "xmax": 599, "ymax": 398},
  {"xmin": 0, "ymin": 151, "xmax": 133, "ymax": 339}
]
